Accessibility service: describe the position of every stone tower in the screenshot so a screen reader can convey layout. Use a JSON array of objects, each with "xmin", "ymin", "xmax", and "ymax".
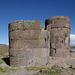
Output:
[
  {"xmin": 45, "ymin": 16, "xmax": 70, "ymax": 57},
  {"xmin": 9, "ymin": 20, "xmax": 50, "ymax": 67}
]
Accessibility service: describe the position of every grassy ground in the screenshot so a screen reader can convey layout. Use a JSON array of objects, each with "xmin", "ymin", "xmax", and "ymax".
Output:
[
  {"xmin": 25, "ymin": 66, "xmax": 62, "ymax": 75},
  {"xmin": 25, "ymin": 66, "xmax": 75, "ymax": 75},
  {"xmin": 25, "ymin": 67, "xmax": 50, "ymax": 71},
  {"xmin": 0, "ymin": 67, "xmax": 6, "ymax": 73},
  {"xmin": 0, "ymin": 59, "xmax": 4, "ymax": 65},
  {"xmin": 0, "ymin": 44, "xmax": 9, "ymax": 56}
]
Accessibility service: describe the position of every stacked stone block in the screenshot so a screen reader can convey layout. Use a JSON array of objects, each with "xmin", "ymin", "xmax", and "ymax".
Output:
[
  {"xmin": 45, "ymin": 16, "xmax": 70, "ymax": 57},
  {"xmin": 9, "ymin": 20, "xmax": 50, "ymax": 67}
]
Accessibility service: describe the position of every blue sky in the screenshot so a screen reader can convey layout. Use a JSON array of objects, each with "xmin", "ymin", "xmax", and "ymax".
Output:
[{"xmin": 0, "ymin": 0, "xmax": 75, "ymax": 45}]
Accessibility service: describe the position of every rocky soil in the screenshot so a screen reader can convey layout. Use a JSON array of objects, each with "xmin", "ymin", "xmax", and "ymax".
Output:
[{"xmin": 0, "ymin": 52, "xmax": 75, "ymax": 75}]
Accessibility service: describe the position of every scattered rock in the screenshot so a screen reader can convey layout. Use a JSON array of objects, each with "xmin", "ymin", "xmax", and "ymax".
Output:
[
  {"xmin": 69, "ymin": 64, "xmax": 75, "ymax": 69},
  {"xmin": 40, "ymin": 69, "xmax": 50, "ymax": 73}
]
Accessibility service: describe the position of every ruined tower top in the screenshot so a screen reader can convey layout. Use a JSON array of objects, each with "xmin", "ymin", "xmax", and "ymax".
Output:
[
  {"xmin": 9, "ymin": 20, "xmax": 42, "ymax": 32},
  {"xmin": 45, "ymin": 16, "xmax": 70, "ymax": 29}
]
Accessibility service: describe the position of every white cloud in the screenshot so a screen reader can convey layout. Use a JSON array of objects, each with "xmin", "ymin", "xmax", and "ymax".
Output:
[{"xmin": 70, "ymin": 34, "xmax": 75, "ymax": 45}]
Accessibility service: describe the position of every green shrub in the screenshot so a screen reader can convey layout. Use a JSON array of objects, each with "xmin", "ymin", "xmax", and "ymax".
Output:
[
  {"xmin": 44, "ymin": 34, "xmax": 49, "ymax": 41},
  {"xmin": 61, "ymin": 67, "xmax": 64, "ymax": 69},
  {"xmin": 44, "ymin": 38, "xmax": 47, "ymax": 41},
  {"xmin": 47, "ymin": 34, "xmax": 49, "ymax": 39}
]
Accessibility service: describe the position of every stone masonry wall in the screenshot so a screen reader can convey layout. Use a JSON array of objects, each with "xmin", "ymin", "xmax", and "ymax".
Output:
[
  {"xmin": 9, "ymin": 16, "xmax": 70, "ymax": 67},
  {"xmin": 45, "ymin": 16, "xmax": 70, "ymax": 57},
  {"xmin": 9, "ymin": 20, "xmax": 50, "ymax": 67}
]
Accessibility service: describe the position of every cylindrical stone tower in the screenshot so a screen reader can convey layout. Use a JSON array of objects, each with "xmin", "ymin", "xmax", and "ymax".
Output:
[
  {"xmin": 9, "ymin": 20, "xmax": 49, "ymax": 67},
  {"xmin": 45, "ymin": 16, "xmax": 70, "ymax": 57}
]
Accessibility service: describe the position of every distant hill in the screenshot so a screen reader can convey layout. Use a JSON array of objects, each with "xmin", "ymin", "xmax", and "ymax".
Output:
[
  {"xmin": 0, "ymin": 44, "xmax": 9, "ymax": 56},
  {"xmin": 70, "ymin": 46, "xmax": 75, "ymax": 49}
]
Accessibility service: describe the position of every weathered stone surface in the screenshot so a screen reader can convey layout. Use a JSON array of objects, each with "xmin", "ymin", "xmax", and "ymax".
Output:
[
  {"xmin": 10, "ymin": 48, "xmax": 48, "ymax": 67},
  {"xmin": 9, "ymin": 20, "xmax": 24, "ymax": 31},
  {"xmin": 45, "ymin": 16, "xmax": 70, "ymax": 57},
  {"xmin": 10, "ymin": 57, "xmax": 19, "ymax": 66},
  {"xmin": 9, "ymin": 30, "xmax": 40, "ymax": 40},
  {"xmin": 45, "ymin": 16, "xmax": 70, "ymax": 29},
  {"xmin": 9, "ymin": 20, "xmax": 49, "ymax": 67},
  {"xmin": 9, "ymin": 39, "xmax": 48, "ymax": 49},
  {"xmin": 46, "ymin": 24, "xmax": 51, "ymax": 31},
  {"xmin": 70, "ymin": 64, "xmax": 75, "ymax": 69},
  {"xmin": 39, "ymin": 30, "xmax": 49, "ymax": 39},
  {"xmin": 50, "ymin": 48, "xmax": 69, "ymax": 57},
  {"xmin": 9, "ymin": 30, "xmax": 50, "ymax": 40},
  {"xmin": 23, "ymin": 20, "xmax": 42, "ymax": 30},
  {"xmin": 9, "ymin": 20, "xmax": 42, "ymax": 31},
  {"xmin": 9, "ymin": 16, "xmax": 70, "ymax": 67}
]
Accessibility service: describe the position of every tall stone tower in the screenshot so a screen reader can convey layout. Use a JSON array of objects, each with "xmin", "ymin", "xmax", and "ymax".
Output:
[
  {"xmin": 9, "ymin": 20, "xmax": 50, "ymax": 67},
  {"xmin": 45, "ymin": 16, "xmax": 70, "ymax": 57}
]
